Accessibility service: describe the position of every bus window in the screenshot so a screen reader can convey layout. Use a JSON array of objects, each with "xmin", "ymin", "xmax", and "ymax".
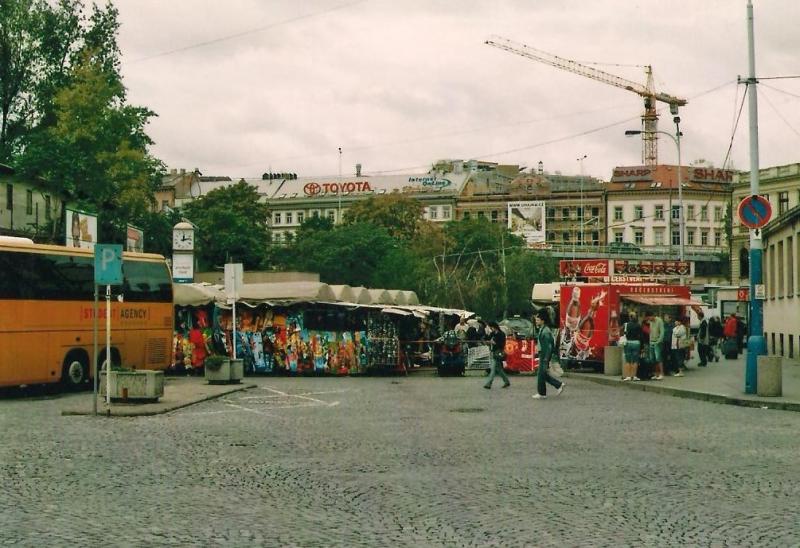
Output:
[{"xmin": 122, "ymin": 260, "xmax": 172, "ymax": 303}]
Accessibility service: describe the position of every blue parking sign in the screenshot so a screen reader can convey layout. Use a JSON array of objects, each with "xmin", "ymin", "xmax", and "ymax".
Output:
[{"xmin": 94, "ymin": 244, "xmax": 123, "ymax": 285}]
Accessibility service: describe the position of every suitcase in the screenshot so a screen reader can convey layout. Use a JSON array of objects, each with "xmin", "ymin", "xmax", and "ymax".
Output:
[{"xmin": 723, "ymin": 338, "xmax": 738, "ymax": 359}]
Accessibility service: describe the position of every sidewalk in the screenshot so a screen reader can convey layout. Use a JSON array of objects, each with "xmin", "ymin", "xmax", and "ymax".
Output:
[
  {"xmin": 567, "ymin": 351, "xmax": 800, "ymax": 411},
  {"xmin": 61, "ymin": 376, "xmax": 255, "ymax": 417}
]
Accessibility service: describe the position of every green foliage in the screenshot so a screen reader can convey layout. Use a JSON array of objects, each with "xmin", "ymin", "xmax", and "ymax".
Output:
[
  {"xmin": 343, "ymin": 193, "xmax": 423, "ymax": 241},
  {"xmin": 183, "ymin": 181, "xmax": 270, "ymax": 270}
]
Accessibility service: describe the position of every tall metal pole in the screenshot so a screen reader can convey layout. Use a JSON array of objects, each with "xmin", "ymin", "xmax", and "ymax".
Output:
[
  {"xmin": 337, "ymin": 147, "xmax": 342, "ymax": 224},
  {"xmin": 745, "ymin": 0, "xmax": 766, "ymax": 394},
  {"xmin": 105, "ymin": 285, "xmax": 112, "ymax": 405},
  {"xmin": 676, "ymin": 121, "xmax": 684, "ymax": 264},
  {"xmin": 92, "ymin": 285, "xmax": 98, "ymax": 415},
  {"xmin": 577, "ymin": 155, "xmax": 587, "ymax": 248}
]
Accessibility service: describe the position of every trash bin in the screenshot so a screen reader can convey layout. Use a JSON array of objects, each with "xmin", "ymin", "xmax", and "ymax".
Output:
[
  {"xmin": 604, "ymin": 346, "xmax": 622, "ymax": 377},
  {"xmin": 757, "ymin": 355, "xmax": 782, "ymax": 397}
]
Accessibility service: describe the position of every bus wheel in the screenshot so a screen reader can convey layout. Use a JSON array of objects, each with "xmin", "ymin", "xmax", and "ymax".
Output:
[{"xmin": 62, "ymin": 355, "xmax": 88, "ymax": 389}]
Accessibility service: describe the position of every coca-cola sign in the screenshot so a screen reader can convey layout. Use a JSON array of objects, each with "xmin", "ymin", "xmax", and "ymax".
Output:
[{"xmin": 559, "ymin": 260, "xmax": 610, "ymax": 277}]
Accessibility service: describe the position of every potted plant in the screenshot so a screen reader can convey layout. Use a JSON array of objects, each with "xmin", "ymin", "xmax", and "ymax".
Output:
[
  {"xmin": 229, "ymin": 357, "xmax": 244, "ymax": 383},
  {"xmin": 204, "ymin": 355, "xmax": 231, "ymax": 384}
]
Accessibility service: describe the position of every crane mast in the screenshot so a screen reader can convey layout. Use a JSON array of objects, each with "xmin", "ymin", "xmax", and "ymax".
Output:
[{"xmin": 485, "ymin": 36, "xmax": 687, "ymax": 165}]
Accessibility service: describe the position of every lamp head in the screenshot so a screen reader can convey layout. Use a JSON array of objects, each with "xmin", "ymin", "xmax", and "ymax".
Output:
[{"xmin": 624, "ymin": 130, "xmax": 641, "ymax": 136}]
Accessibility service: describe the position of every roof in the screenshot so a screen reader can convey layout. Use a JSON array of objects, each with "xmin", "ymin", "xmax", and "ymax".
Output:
[
  {"xmin": 173, "ymin": 282, "xmax": 224, "ymax": 306},
  {"xmin": 329, "ymin": 284, "xmax": 356, "ymax": 302},
  {"xmin": 607, "ymin": 165, "xmax": 734, "ymax": 193},
  {"xmin": 237, "ymin": 282, "xmax": 336, "ymax": 305}
]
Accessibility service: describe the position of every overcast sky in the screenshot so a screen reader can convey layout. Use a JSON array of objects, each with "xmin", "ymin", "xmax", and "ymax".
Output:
[{"xmin": 114, "ymin": 0, "xmax": 800, "ymax": 181}]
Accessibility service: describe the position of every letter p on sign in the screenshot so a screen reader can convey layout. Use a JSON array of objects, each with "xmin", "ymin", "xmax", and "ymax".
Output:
[{"xmin": 94, "ymin": 244, "xmax": 123, "ymax": 285}]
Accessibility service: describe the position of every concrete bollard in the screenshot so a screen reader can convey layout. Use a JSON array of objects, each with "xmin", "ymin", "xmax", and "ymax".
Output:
[
  {"xmin": 604, "ymin": 346, "xmax": 622, "ymax": 377},
  {"xmin": 757, "ymin": 355, "xmax": 783, "ymax": 397}
]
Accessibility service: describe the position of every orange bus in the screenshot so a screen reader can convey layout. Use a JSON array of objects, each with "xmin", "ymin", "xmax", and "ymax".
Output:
[{"xmin": 0, "ymin": 237, "xmax": 173, "ymax": 389}]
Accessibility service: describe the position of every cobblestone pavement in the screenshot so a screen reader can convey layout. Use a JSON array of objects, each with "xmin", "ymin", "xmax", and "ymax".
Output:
[{"xmin": 2, "ymin": 375, "xmax": 800, "ymax": 547}]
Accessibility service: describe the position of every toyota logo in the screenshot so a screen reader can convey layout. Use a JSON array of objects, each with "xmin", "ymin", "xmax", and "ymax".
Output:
[{"xmin": 304, "ymin": 182, "xmax": 321, "ymax": 196}]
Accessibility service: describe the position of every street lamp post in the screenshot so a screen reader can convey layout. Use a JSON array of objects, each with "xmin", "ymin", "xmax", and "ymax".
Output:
[
  {"xmin": 577, "ymin": 154, "xmax": 587, "ymax": 248},
  {"xmin": 625, "ymin": 126, "xmax": 684, "ymax": 269}
]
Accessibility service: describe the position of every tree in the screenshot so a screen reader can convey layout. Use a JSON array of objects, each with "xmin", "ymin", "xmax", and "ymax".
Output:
[
  {"xmin": 343, "ymin": 193, "xmax": 423, "ymax": 241},
  {"xmin": 183, "ymin": 181, "xmax": 270, "ymax": 270}
]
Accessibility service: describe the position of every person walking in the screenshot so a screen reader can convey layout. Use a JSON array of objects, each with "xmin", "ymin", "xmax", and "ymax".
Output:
[
  {"xmin": 532, "ymin": 309, "xmax": 563, "ymax": 399},
  {"xmin": 483, "ymin": 321, "xmax": 510, "ymax": 390},
  {"xmin": 723, "ymin": 313, "xmax": 739, "ymax": 359},
  {"xmin": 671, "ymin": 317, "xmax": 688, "ymax": 376},
  {"xmin": 647, "ymin": 310, "xmax": 665, "ymax": 380},
  {"xmin": 622, "ymin": 311, "xmax": 642, "ymax": 381}
]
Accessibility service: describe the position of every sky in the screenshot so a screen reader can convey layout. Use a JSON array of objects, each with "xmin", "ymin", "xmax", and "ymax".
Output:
[{"xmin": 114, "ymin": 0, "xmax": 800, "ymax": 181}]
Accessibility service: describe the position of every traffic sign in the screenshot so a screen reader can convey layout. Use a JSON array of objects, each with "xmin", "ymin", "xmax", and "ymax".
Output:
[
  {"xmin": 94, "ymin": 244, "xmax": 123, "ymax": 285},
  {"xmin": 738, "ymin": 195, "xmax": 772, "ymax": 229},
  {"xmin": 737, "ymin": 287, "xmax": 749, "ymax": 301}
]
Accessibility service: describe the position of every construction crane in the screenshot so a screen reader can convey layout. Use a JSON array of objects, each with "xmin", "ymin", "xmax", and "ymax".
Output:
[{"xmin": 485, "ymin": 36, "xmax": 687, "ymax": 166}]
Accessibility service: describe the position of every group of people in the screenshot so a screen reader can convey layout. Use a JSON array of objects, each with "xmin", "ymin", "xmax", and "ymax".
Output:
[{"xmin": 620, "ymin": 309, "xmax": 735, "ymax": 381}]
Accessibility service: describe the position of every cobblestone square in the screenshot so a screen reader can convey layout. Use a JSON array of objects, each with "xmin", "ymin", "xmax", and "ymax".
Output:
[{"xmin": 2, "ymin": 375, "xmax": 799, "ymax": 546}]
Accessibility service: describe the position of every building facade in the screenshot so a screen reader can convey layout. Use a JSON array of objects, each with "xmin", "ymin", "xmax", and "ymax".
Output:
[
  {"xmin": 605, "ymin": 165, "xmax": 733, "ymax": 282},
  {"xmin": 0, "ymin": 164, "xmax": 67, "ymax": 239},
  {"xmin": 731, "ymin": 163, "xmax": 800, "ymax": 284}
]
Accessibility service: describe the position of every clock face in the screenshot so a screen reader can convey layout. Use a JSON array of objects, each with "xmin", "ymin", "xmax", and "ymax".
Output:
[{"xmin": 172, "ymin": 230, "xmax": 194, "ymax": 250}]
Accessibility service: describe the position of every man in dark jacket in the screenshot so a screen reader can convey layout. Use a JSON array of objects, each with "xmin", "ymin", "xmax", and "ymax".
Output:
[
  {"xmin": 483, "ymin": 321, "xmax": 510, "ymax": 389},
  {"xmin": 532, "ymin": 309, "xmax": 564, "ymax": 399}
]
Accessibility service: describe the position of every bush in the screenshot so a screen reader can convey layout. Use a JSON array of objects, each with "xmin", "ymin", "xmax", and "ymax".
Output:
[{"xmin": 204, "ymin": 355, "xmax": 227, "ymax": 371}]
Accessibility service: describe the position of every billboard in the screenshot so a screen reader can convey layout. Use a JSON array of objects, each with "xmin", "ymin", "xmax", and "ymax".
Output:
[
  {"xmin": 65, "ymin": 208, "xmax": 97, "ymax": 250},
  {"xmin": 507, "ymin": 201, "xmax": 546, "ymax": 244},
  {"xmin": 126, "ymin": 225, "xmax": 144, "ymax": 253}
]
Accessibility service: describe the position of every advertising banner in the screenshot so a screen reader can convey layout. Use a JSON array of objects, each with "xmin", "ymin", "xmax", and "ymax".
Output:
[
  {"xmin": 507, "ymin": 201, "xmax": 546, "ymax": 244},
  {"xmin": 126, "ymin": 225, "xmax": 144, "ymax": 253},
  {"xmin": 172, "ymin": 253, "xmax": 194, "ymax": 283},
  {"xmin": 65, "ymin": 208, "xmax": 97, "ymax": 250},
  {"xmin": 613, "ymin": 260, "xmax": 692, "ymax": 277},
  {"xmin": 559, "ymin": 259, "xmax": 610, "ymax": 278}
]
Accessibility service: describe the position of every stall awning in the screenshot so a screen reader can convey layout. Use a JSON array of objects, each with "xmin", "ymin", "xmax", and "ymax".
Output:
[{"xmin": 621, "ymin": 295, "xmax": 703, "ymax": 306}]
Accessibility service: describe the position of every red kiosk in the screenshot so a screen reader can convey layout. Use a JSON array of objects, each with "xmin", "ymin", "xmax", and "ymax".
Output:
[{"xmin": 557, "ymin": 259, "xmax": 699, "ymax": 370}]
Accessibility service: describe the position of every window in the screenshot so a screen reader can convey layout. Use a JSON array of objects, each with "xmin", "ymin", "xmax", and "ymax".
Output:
[
  {"xmin": 490, "ymin": 210, "xmax": 497, "ymax": 223},
  {"xmin": 634, "ymin": 230, "xmax": 644, "ymax": 245},
  {"xmin": 477, "ymin": 211, "xmax": 485, "ymax": 218},
  {"xmin": 672, "ymin": 205, "xmax": 681, "ymax": 220},
  {"xmin": 161, "ymin": 200, "xmax": 169, "ymax": 211},
  {"xmin": 547, "ymin": 208, "xmax": 555, "ymax": 220},
  {"xmin": 654, "ymin": 205, "xmax": 664, "ymax": 220},
  {"xmin": 463, "ymin": 211, "xmax": 470, "ymax": 220},
  {"xmin": 297, "ymin": 212, "xmax": 305, "ymax": 225},
  {"xmin": 429, "ymin": 207, "xmax": 438, "ymax": 220},
  {"xmin": 563, "ymin": 232, "xmax": 570, "ymax": 242},
  {"xmin": 5, "ymin": 184, "xmax": 12, "ymax": 210},
  {"xmin": 739, "ymin": 246, "xmax": 749, "ymax": 278},
  {"xmin": 613, "ymin": 206, "xmax": 623, "ymax": 221},
  {"xmin": 273, "ymin": 212, "xmax": 282, "ymax": 225},
  {"xmin": 576, "ymin": 206, "xmax": 584, "ymax": 221},
  {"xmin": 714, "ymin": 206, "xmax": 722, "ymax": 221},
  {"xmin": 26, "ymin": 190, "xmax": 33, "ymax": 215},
  {"xmin": 687, "ymin": 205, "xmax": 695, "ymax": 220},
  {"xmin": 700, "ymin": 205, "xmax": 708, "ymax": 221},
  {"xmin": 714, "ymin": 231, "xmax": 721, "ymax": 247},
  {"xmin": 654, "ymin": 230, "xmax": 664, "ymax": 246},
  {"xmin": 788, "ymin": 236, "xmax": 794, "ymax": 295},
  {"xmin": 614, "ymin": 231, "xmax": 624, "ymax": 243},
  {"xmin": 311, "ymin": 210, "xmax": 320, "ymax": 218},
  {"xmin": 45, "ymin": 196, "xmax": 51, "ymax": 220},
  {"xmin": 562, "ymin": 207, "xmax": 569, "ymax": 219},
  {"xmin": 701, "ymin": 230, "xmax": 709, "ymax": 246},
  {"xmin": 547, "ymin": 231, "xmax": 556, "ymax": 242},
  {"xmin": 327, "ymin": 210, "xmax": 336, "ymax": 221},
  {"xmin": 634, "ymin": 205, "xmax": 643, "ymax": 220},
  {"xmin": 591, "ymin": 231, "xmax": 599, "ymax": 244},
  {"xmin": 592, "ymin": 207, "xmax": 599, "ymax": 218},
  {"xmin": 686, "ymin": 229, "xmax": 695, "ymax": 246},
  {"xmin": 286, "ymin": 212, "xmax": 293, "ymax": 225},
  {"xmin": 442, "ymin": 206, "xmax": 451, "ymax": 219},
  {"xmin": 779, "ymin": 191, "xmax": 789, "ymax": 215},
  {"xmin": 672, "ymin": 230, "xmax": 681, "ymax": 246}
]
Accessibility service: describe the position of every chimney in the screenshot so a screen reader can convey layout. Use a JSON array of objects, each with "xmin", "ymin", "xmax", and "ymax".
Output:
[{"xmin": 356, "ymin": 163, "xmax": 362, "ymax": 177}]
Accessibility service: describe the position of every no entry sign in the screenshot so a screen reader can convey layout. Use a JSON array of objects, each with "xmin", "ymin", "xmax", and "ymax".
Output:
[{"xmin": 738, "ymin": 195, "xmax": 772, "ymax": 229}]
